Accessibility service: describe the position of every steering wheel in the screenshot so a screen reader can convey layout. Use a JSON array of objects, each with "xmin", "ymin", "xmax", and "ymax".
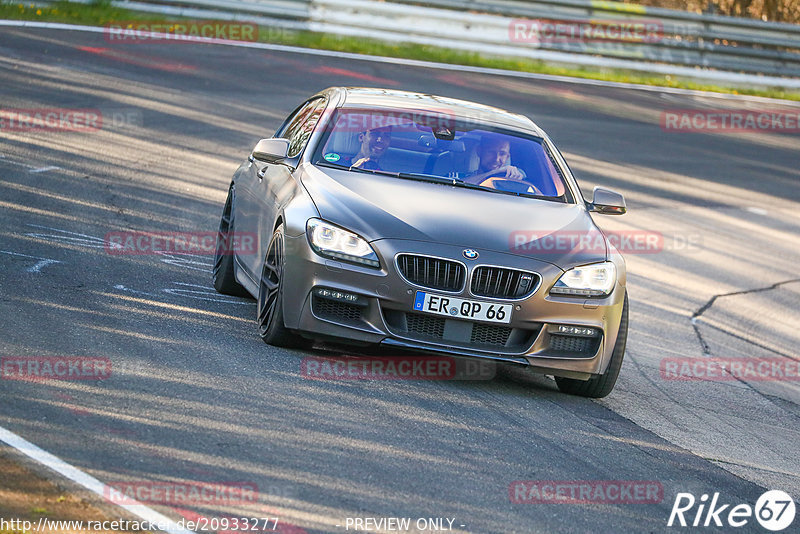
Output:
[{"xmin": 478, "ymin": 175, "xmax": 542, "ymax": 195}]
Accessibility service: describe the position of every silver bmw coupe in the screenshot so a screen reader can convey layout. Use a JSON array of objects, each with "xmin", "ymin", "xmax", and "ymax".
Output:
[{"xmin": 213, "ymin": 87, "xmax": 629, "ymax": 397}]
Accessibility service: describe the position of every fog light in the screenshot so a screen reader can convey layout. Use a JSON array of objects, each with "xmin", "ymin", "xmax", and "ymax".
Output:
[
  {"xmin": 553, "ymin": 325, "xmax": 598, "ymax": 337},
  {"xmin": 314, "ymin": 287, "xmax": 361, "ymax": 303}
]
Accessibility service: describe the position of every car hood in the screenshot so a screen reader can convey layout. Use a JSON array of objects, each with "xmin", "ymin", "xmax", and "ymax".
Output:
[{"xmin": 300, "ymin": 164, "xmax": 607, "ymax": 269}]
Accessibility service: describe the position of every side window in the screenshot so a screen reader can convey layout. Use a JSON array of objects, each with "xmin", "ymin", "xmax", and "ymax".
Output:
[{"xmin": 280, "ymin": 98, "xmax": 326, "ymax": 158}]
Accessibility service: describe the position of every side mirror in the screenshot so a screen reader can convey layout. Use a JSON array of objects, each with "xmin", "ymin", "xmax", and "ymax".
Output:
[
  {"xmin": 587, "ymin": 187, "xmax": 626, "ymax": 215},
  {"xmin": 252, "ymin": 138, "xmax": 290, "ymax": 163}
]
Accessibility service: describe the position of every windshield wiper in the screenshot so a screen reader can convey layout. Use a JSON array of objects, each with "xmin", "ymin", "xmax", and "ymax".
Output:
[
  {"xmin": 398, "ymin": 172, "xmax": 549, "ymax": 199},
  {"xmin": 317, "ymin": 163, "xmax": 558, "ymax": 201},
  {"xmin": 396, "ymin": 172, "xmax": 466, "ymax": 186},
  {"xmin": 316, "ymin": 161, "xmax": 399, "ymax": 178}
]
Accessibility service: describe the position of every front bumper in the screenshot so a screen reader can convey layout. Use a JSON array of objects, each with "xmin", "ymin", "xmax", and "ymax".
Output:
[{"xmin": 282, "ymin": 235, "xmax": 626, "ymax": 379}]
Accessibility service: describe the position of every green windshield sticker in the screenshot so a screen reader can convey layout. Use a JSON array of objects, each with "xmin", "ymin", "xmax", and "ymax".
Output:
[{"xmin": 324, "ymin": 153, "xmax": 341, "ymax": 162}]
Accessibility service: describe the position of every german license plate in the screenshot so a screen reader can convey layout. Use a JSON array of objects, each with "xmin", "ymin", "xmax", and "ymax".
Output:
[{"xmin": 413, "ymin": 291, "xmax": 512, "ymax": 324}]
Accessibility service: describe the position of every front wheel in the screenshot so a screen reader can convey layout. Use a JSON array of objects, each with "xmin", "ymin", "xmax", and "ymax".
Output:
[
  {"xmin": 213, "ymin": 185, "xmax": 250, "ymax": 297},
  {"xmin": 257, "ymin": 225, "xmax": 307, "ymax": 348},
  {"xmin": 555, "ymin": 292, "xmax": 628, "ymax": 398}
]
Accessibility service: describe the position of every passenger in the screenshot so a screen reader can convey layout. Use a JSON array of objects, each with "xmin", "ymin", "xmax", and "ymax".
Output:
[
  {"xmin": 350, "ymin": 126, "xmax": 392, "ymax": 170},
  {"xmin": 463, "ymin": 134, "xmax": 525, "ymax": 185}
]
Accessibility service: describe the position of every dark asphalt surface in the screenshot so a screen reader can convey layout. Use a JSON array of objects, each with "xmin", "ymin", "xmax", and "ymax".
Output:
[{"xmin": 1, "ymin": 27, "xmax": 798, "ymax": 534}]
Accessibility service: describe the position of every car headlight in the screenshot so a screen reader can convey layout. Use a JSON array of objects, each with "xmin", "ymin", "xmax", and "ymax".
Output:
[
  {"xmin": 306, "ymin": 219, "xmax": 380, "ymax": 268},
  {"xmin": 550, "ymin": 261, "xmax": 616, "ymax": 297}
]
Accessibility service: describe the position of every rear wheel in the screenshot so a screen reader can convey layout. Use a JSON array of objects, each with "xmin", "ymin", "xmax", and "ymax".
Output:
[
  {"xmin": 212, "ymin": 185, "xmax": 249, "ymax": 297},
  {"xmin": 257, "ymin": 225, "xmax": 307, "ymax": 348},
  {"xmin": 555, "ymin": 292, "xmax": 628, "ymax": 398}
]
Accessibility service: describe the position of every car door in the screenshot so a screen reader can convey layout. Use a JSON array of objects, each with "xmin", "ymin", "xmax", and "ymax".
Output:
[{"xmin": 235, "ymin": 98, "xmax": 327, "ymax": 282}]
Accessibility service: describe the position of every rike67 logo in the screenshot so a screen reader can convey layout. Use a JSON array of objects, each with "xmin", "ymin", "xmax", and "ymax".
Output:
[{"xmin": 668, "ymin": 490, "xmax": 795, "ymax": 531}]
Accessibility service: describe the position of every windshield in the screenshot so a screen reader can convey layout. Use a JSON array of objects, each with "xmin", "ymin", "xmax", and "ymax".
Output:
[{"xmin": 311, "ymin": 108, "xmax": 571, "ymax": 201}]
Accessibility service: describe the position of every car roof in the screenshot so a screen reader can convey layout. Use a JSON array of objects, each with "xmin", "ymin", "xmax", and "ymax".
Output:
[{"xmin": 326, "ymin": 87, "xmax": 545, "ymax": 136}]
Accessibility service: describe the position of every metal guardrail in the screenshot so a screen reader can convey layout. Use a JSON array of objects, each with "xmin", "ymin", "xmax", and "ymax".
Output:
[
  {"xmin": 118, "ymin": 0, "xmax": 310, "ymax": 20},
  {"xmin": 473, "ymin": 0, "xmax": 800, "ymax": 74},
  {"xmin": 317, "ymin": 0, "xmax": 800, "ymax": 77},
  {"xmin": 56, "ymin": 0, "xmax": 800, "ymax": 81}
]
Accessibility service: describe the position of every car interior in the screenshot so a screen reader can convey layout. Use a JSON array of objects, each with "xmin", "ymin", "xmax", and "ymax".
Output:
[{"xmin": 316, "ymin": 113, "xmax": 567, "ymax": 199}]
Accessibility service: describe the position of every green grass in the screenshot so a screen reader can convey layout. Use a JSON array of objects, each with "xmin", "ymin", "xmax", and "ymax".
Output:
[
  {"xmin": 3, "ymin": 0, "xmax": 799, "ymax": 101},
  {"xmin": 0, "ymin": 1, "xmax": 171, "ymax": 25},
  {"xmin": 271, "ymin": 31, "xmax": 800, "ymax": 100}
]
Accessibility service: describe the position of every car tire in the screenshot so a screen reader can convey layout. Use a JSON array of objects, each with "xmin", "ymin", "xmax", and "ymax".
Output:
[
  {"xmin": 555, "ymin": 291, "xmax": 628, "ymax": 398},
  {"xmin": 212, "ymin": 185, "xmax": 250, "ymax": 297},
  {"xmin": 257, "ymin": 224, "xmax": 308, "ymax": 348}
]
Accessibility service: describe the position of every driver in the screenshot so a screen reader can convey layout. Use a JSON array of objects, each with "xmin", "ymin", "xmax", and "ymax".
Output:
[
  {"xmin": 463, "ymin": 135, "xmax": 525, "ymax": 185},
  {"xmin": 350, "ymin": 126, "xmax": 392, "ymax": 170}
]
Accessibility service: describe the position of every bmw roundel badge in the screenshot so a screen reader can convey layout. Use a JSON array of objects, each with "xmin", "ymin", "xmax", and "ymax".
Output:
[{"xmin": 462, "ymin": 249, "xmax": 479, "ymax": 260}]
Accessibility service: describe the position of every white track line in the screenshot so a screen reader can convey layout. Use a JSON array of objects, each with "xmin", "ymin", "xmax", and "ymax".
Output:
[
  {"xmin": 0, "ymin": 250, "xmax": 62, "ymax": 273},
  {"xmin": 28, "ymin": 166, "xmax": 61, "ymax": 173},
  {"xmin": 2, "ymin": 20, "xmax": 800, "ymax": 104},
  {"xmin": 0, "ymin": 425, "xmax": 196, "ymax": 534}
]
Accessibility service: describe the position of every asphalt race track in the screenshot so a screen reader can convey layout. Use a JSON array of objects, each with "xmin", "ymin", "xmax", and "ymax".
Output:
[{"xmin": 1, "ymin": 27, "xmax": 799, "ymax": 534}]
